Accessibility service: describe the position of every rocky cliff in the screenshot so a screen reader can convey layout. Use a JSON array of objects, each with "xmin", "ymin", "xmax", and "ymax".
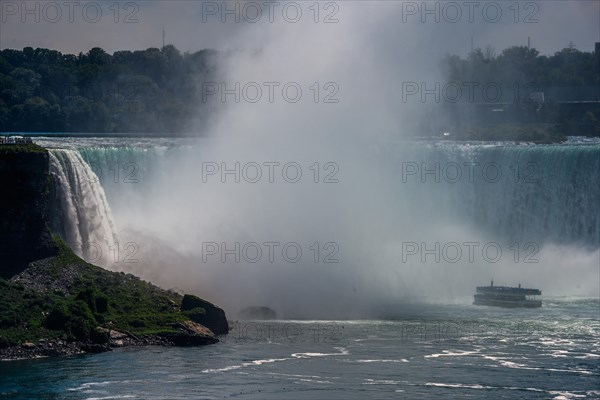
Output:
[
  {"xmin": 0, "ymin": 144, "xmax": 229, "ymax": 360},
  {"xmin": 0, "ymin": 145, "xmax": 58, "ymax": 278}
]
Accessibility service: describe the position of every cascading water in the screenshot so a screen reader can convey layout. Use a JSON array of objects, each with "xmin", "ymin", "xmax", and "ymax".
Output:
[
  {"xmin": 77, "ymin": 142, "xmax": 600, "ymax": 248},
  {"xmin": 41, "ymin": 137, "xmax": 599, "ymax": 316},
  {"xmin": 382, "ymin": 142, "xmax": 600, "ymax": 247},
  {"xmin": 49, "ymin": 149, "xmax": 119, "ymax": 268}
]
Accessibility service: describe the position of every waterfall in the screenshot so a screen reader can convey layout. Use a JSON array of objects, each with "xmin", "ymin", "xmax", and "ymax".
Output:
[
  {"xmin": 49, "ymin": 149, "xmax": 119, "ymax": 267},
  {"xmin": 387, "ymin": 143, "xmax": 600, "ymax": 247},
  {"xmin": 41, "ymin": 139, "xmax": 599, "ymax": 309},
  {"xmin": 74, "ymin": 143, "xmax": 600, "ymax": 248}
]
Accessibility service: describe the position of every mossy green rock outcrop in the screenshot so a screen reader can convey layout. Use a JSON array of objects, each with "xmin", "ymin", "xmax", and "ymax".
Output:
[
  {"xmin": 0, "ymin": 144, "xmax": 229, "ymax": 359},
  {"xmin": 1, "ymin": 240, "xmax": 225, "ymax": 356}
]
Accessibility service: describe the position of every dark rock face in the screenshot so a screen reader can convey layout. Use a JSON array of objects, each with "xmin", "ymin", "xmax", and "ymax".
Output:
[
  {"xmin": 181, "ymin": 294, "xmax": 229, "ymax": 335},
  {"xmin": 238, "ymin": 306, "xmax": 277, "ymax": 320},
  {"xmin": 0, "ymin": 149, "xmax": 58, "ymax": 278},
  {"xmin": 0, "ymin": 340, "xmax": 90, "ymax": 360}
]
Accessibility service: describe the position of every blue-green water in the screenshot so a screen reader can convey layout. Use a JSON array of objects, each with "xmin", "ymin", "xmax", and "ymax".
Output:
[
  {"xmin": 2, "ymin": 299, "xmax": 598, "ymax": 399},
  {"xmin": 8, "ymin": 136, "xmax": 597, "ymax": 398},
  {"xmin": 40, "ymin": 136, "xmax": 600, "ymax": 248}
]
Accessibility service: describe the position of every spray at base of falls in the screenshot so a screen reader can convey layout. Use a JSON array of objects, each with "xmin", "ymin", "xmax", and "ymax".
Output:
[{"xmin": 44, "ymin": 141, "xmax": 600, "ymax": 317}]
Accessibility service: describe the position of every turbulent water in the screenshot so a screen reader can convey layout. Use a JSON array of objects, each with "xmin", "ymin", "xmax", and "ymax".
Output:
[
  {"xmin": 42, "ymin": 137, "xmax": 600, "ymax": 249},
  {"xmin": 10, "ymin": 136, "xmax": 597, "ymax": 398},
  {"xmin": 1, "ymin": 299, "xmax": 598, "ymax": 399},
  {"xmin": 39, "ymin": 137, "xmax": 600, "ymax": 305}
]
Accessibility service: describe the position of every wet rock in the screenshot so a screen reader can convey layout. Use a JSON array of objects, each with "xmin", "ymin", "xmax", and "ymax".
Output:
[
  {"xmin": 238, "ymin": 306, "xmax": 277, "ymax": 320},
  {"xmin": 181, "ymin": 294, "xmax": 229, "ymax": 335}
]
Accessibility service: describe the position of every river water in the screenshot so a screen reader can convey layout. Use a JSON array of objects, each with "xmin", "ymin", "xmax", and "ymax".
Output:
[
  {"xmin": 2, "ymin": 299, "xmax": 598, "ymax": 399},
  {"xmin": 2, "ymin": 136, "xmax": 597, "ymax": 399}
]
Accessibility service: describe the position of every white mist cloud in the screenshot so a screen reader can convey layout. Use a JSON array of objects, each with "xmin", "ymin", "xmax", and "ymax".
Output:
[
  {"xmin": 29, "ymin": 1, "xmax": 599, "ymax": 318},
  {"xmin": 99, "ymin": 3, "xmax": 598, "ymax": 318}
]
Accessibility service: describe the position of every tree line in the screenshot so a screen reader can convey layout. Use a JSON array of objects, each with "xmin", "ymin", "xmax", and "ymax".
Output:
[
  {"xmin": 0, "ymin": 45, "xmax": 217, "ymax": 133},
  {"xmin": 442, "ymin": 45, "xmax": 598, "ymax": 88},
  {"xmin": 439, "ymin": 45, "xmax": 599, "ymax": 139},
  {"xmin": 1, "ymin": 44, "xmax": 598, "ymax": 136}
]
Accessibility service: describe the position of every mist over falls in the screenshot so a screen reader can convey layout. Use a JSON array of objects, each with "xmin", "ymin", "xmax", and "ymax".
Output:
[
  {"xmin": 46, "ymin": 141, "xmax": 600, "ymax": 319},
  {"xmin": 39, "ymin": 3, "xmax": 599, "ymax": 318}
]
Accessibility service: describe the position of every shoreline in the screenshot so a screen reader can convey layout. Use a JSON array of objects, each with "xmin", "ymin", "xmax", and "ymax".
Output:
[{"xmin": 1, "ymin": 324, "xmax": 220, "ymax": 362}]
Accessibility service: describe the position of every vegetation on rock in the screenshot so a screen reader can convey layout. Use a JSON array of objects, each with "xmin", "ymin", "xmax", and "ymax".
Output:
[{"xmin": 1, "ymin": 237, "xmax": 227, "ymax": 354}]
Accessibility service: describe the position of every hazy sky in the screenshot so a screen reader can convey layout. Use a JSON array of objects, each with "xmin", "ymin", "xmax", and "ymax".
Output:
[{"xmin": 1, "ymin": 1, "xmax": 598, "ymax": 56}]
